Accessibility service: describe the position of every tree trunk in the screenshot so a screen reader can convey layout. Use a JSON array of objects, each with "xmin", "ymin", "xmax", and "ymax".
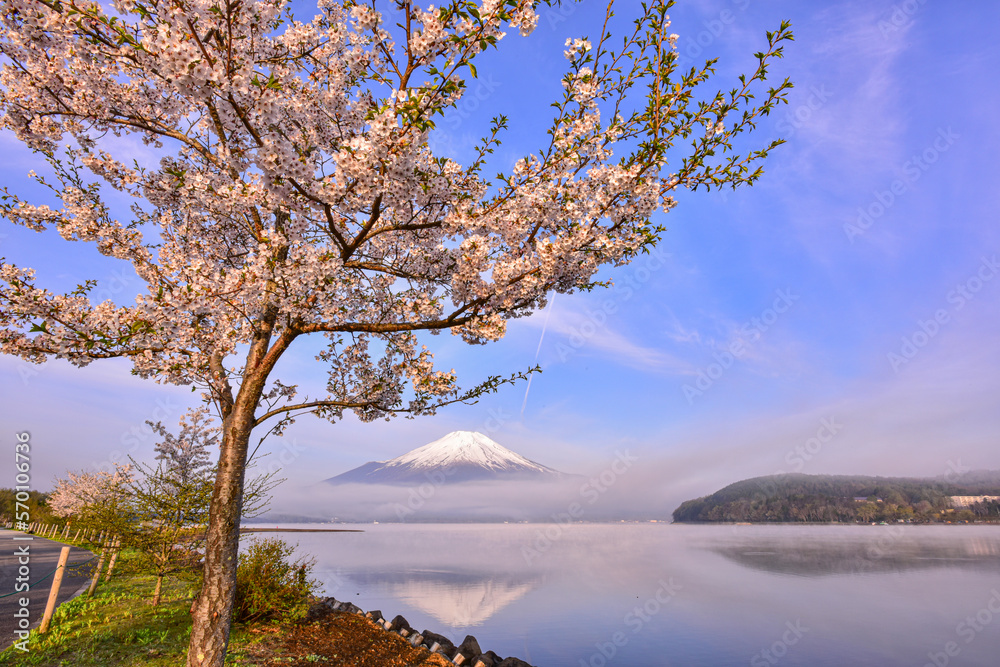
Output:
[
  {"xmin": 153, "ymin": 574, "xmax": 163, "ymax": 606},
  {"xmin": 186, "ymin": 404, "xmax": 256, "ymax": 667}
]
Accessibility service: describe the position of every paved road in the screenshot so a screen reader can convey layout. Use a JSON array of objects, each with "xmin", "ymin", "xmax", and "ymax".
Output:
[{"xmin": 0, "ymin": 529, "xmax": 96, "ymax": 652}]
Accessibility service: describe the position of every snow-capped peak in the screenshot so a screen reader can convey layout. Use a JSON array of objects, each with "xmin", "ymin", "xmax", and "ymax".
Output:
[
  {"xmin": 323, "ymin": 430, "xmax": 565, "ymax": 485},
  {"xmin": 382, "ymin": 431, "xmax": 554, "ymax": 474}
]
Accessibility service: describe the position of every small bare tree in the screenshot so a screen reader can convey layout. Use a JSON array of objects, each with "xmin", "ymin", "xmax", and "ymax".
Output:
[{"xmin": 131, "ymin": 407, "xmax": 277, "ymax": 605}]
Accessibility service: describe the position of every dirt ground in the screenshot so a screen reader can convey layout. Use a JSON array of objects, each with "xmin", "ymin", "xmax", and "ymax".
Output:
[{"xmin": 238, "ymin": 610, "xmax": 453, "ymax": 667}]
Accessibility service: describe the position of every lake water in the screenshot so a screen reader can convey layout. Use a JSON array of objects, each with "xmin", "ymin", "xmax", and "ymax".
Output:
[{"xmin": 262, "ymin": 523, "xmax": 1000, "ymax": 666}]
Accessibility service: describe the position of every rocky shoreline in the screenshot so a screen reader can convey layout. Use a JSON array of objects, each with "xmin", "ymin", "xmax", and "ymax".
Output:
[{"xmin": 307, "ymin": 596, "xmax": 534, "ymax": 667}]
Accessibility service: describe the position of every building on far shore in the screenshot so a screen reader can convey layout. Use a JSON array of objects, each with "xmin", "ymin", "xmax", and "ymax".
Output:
[{"xmin": 949, "ymin": 495, "xmax": 1000, "ymax": 508}]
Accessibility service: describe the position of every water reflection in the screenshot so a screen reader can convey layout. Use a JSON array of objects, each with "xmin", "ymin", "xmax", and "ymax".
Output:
[
  {"xmin": 279, "ymin": 524, "xmax": 1000, "ymax": 666},
  {"xmin": 707, "ymin": 529, "xmax": 1000, "ymax": 577},
  {"xmin": 347, "ymin": 570, "xmax": 543, "ymax": 626}
]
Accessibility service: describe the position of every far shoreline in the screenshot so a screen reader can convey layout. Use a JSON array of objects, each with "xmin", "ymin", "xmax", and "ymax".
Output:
[
  {"xmin": 241, "ymin": 520, "xmax": 998, "ymax": 527},
  {"xmin": 239, "ymin": 527, "xmax": 364, "ymax": 533}
]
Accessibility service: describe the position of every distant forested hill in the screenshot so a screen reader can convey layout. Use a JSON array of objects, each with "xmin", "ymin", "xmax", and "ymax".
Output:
[{"xmin": 672, "ymin": 471, "xmax": 1000, "ymax": 523}]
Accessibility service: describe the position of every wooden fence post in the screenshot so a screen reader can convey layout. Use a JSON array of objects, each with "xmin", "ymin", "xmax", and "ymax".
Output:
[
  {"xmin": 104, "ymin": 538, "xmax": 121, "ymax": 581},
  {"xmin": 38, "ymin": 546, "xmax": 71, "ymax": 634},
  {"xmin": 87, "ymin": 544, "xmax": 108, "ymax": 597}
]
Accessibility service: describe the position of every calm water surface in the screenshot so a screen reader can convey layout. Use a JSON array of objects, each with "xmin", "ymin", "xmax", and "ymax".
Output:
[{"xmin": 263, "ymin": 524, "xmax": 1000, "ymax": 666}]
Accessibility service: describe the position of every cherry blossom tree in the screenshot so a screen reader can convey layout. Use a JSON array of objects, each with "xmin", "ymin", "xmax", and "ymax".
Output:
[
  {"xmin": 0, "ymin": 0, "xmax": 793, "ymax": 663},
  {"xmin": 49, "ymin": 466, "xmax": 134, "ymax": 523}
]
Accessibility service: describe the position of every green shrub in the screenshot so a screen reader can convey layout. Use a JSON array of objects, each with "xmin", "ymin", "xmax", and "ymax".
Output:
[{"xmin": 233, "ymin": 537, "xmax": 319, "ymax": 623}]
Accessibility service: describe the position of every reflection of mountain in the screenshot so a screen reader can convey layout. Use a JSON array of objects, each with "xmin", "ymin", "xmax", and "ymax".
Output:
[
  {"xmin": 710, "ymin": 535, "xmax": 1000, "ymax": 577},
  {"xmin": 347, "ymin": 570, "xmax": 542, "ymax": 627}
]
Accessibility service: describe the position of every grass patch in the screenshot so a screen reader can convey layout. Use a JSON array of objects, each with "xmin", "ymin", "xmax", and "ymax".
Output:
[
  {"xmin": 0, "ymin": 538, "xmax": 440, "ymax": 667},
  {"xmin": 0, "ymin": 549, "xmax": 273, "ymax": 667}
]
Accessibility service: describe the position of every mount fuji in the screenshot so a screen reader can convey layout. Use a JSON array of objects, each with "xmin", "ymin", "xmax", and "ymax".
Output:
[{"xmin": 322, "ymin": 431, "xmax": 567, "ymax": 485}]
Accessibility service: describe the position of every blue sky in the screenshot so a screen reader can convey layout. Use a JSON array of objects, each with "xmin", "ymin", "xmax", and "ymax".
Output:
[{"xmin": 2, "ymin": 0, "xmax": 998, "ymax": 515}]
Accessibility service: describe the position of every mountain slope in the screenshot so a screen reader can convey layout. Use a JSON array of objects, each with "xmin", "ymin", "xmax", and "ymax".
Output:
[
  {"xmin": 672, "ymin": 471, "xmax": 1000, "ymax": 523},
  {"xmin": 323, "ymin": 431, "xmax": 565, "ymax": 485}
]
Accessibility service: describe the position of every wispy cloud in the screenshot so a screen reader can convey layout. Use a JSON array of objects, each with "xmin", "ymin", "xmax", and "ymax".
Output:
[{"xmin": 522, "ymin": 296, "xmax": 694, "ymax": 374}]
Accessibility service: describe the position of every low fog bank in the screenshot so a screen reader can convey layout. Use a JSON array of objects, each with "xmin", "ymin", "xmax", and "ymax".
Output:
[
  {"xmin": 265, "ymin": 471, "xmax": 674, "ymax": 523},
  {"xmin": 261, "ymin": 430, "xmax": 765, "ymax": 523},
  {"xmin": 263, "ymin": 410, "xmax": 999, "ymax": 524},
  {"xmin": 263, "ymin": 445, "xmax": 774, "ymax": 523}
]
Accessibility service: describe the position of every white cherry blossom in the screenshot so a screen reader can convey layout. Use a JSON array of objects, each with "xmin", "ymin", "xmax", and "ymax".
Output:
[{"xmin": 0, "ymin": 2, "xmax": 793, "ymax": 665}]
